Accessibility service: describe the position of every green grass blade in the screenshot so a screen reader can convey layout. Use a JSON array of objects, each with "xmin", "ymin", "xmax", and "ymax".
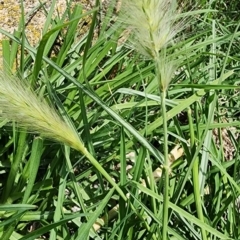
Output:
[
  {"xmin": 73, "ymin": 187, "xmax": 115, "ymax": 240},
  {"xmin": 22, "ymin": 137, "xmax": 43, "ymax": 204},
  {"xmin": 19, "ymin": 213, "xmax": 85, "ymax": 240}
]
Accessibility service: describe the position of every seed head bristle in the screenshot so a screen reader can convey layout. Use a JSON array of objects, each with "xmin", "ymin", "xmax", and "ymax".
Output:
[
  {"xmin": 120, "ymin": 0, "xmax": 184, "ymax": 59},
  {"xmin": 0, "ymin": 71, "xmax": 85, "ymax": 153}
]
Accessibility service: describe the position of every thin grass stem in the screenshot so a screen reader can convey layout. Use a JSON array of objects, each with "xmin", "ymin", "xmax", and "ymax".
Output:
[
  {"xmin": 188, "ymin": 108, "xmax": 208, "ymax": 240},
  {"xmin": 160, "ymin": 89, "xmax": 170, "ymax": 240}
]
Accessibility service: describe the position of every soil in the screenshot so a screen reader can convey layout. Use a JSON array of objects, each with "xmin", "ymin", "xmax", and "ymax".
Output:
[{"xmin": 0, "ymin": 0, "xmax": 96, "ymax": 68}]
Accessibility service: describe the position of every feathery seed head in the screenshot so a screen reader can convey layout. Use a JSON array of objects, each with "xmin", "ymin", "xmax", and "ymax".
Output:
[
  {"xmin": 0, "ymin": 71, "xmax": 85, "ymax": 153},
  {"xmin": 157, "ymin": 57, "xmax": 178, "ymax": 91},
  {"xmin": 120, "ymin": 0, "xmax": 183, "ymax": 59}
]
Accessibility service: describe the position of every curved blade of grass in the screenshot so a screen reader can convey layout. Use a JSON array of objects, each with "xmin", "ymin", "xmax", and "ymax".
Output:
[
  {"xmin": 0, "ymin": 211, "xmax": 26, "ymax": 228},
  {"xmin": 19, "ymin": 213, "xmax": 86, "ymax": 240},
  {"xmin": 115, "ymin": 88, "xmax": 178, "ymax": 107}
]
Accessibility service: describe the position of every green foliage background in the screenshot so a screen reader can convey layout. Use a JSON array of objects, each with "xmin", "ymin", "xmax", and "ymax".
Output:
[{"xmin": 0, "ymin": 0, "xmax": 240, "ymax": 239}]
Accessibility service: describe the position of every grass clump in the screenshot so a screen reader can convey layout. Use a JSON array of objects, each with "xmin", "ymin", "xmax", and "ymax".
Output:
[{"xmin": 0, "ymin": 0, "xmax": 240, "ymax": 239}]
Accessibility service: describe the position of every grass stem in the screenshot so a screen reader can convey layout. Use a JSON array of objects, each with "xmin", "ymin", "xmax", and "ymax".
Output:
[
  {"xmin": 188, "ymin": 108, "xmax": 208, "ymax": 240},
  {"xmin": 161, "ymin": 89, "xmax": 170, "ymax": 240}
]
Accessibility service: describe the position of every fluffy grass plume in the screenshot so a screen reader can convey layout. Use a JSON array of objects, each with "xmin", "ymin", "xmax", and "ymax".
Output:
[
  {"xmin": 0, "ymin": 70, "xmax": 85, "ymax": 153},
  {"xmin": 0, "ymin": 70, "xmax": 127, "ymax": 201},
  {"xmin": 120, "ymin": 0, "xmax": 183, "ymax": 59}
]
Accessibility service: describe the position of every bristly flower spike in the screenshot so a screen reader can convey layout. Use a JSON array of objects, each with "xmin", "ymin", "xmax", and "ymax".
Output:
[
  {"xmin": 120, "ymin": 0, "xmax": 184, "ymax": 60},
  {"xmin": 0, "ymin": 71, "xmax": 85, "ymax": 153}
]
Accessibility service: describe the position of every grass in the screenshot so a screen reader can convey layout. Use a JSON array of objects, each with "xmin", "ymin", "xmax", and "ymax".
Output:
[{"xmin": 0, "ymin": 0, "xmax": 240, "ymax": 239}]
